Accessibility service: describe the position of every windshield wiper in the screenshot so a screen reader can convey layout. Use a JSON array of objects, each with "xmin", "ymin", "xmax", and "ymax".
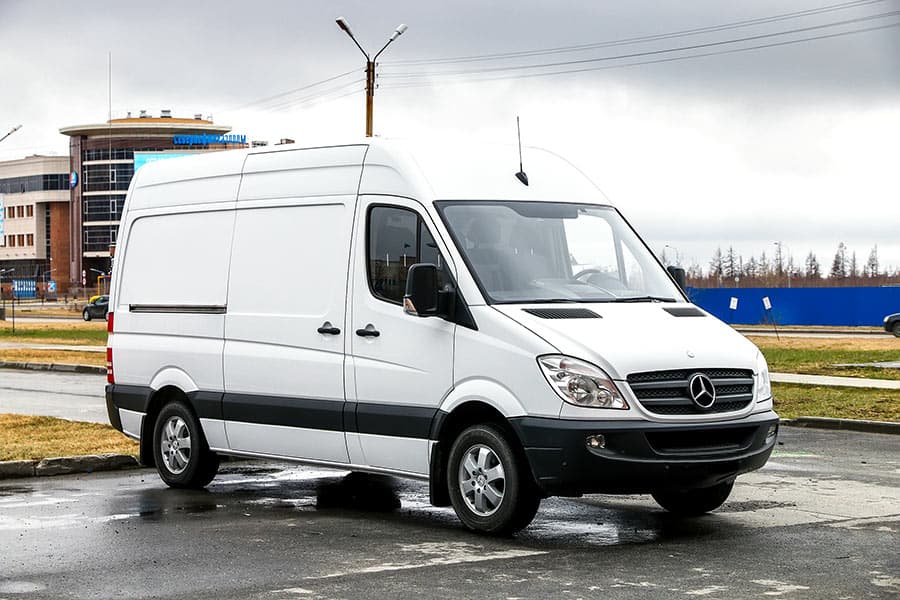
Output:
[{"xmin": 612, "ymin": 296, "xmax": 677, "ymax": 303}]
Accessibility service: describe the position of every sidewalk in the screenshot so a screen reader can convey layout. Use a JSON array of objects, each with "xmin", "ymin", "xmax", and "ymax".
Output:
[
  {"xmin": 771, "ymin": 372, "xmax": 900, "ymax": 390},
  {"xmin": 0, "ymin": 341, "xmax": 104, "ymax": 352}
]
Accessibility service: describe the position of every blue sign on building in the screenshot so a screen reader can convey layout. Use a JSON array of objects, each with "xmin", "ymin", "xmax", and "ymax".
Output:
[
  {"xmin": 173, "ymin": 133, "xmax": 246, "ymax": 147},
  {"xmin": 12, "ymin": 279, "xmax": 37, "ymax": 299}
]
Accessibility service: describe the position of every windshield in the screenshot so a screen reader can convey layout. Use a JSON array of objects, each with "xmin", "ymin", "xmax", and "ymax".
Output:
[{"xmin": 436, "ymin": 201, "xmax": 683, "ymax": 304}]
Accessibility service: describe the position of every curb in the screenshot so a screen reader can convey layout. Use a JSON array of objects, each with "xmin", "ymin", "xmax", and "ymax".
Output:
[
  {"xmin": 781, "ymin": 416, "xmax": 900, "ymax": 435},
  {"xmin": 0, "ymin": 361, "xmax": 105, "ymax": 375},
  {"xmin": 0, "ymin": 454, "xmax": 141, "ymax": 480}
]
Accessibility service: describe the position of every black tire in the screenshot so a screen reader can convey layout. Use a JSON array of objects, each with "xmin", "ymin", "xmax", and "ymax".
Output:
[
  {"xmin": 152, "ymin": 401, "xmax": 219, "ymax": 489},
  {"xmin": 447, "ymin": 424, "xmax": 540, "ymax": 535},
  {"xmin": 82, "ymin": 309, "xmax": 91, "ymax": 321},
  {"xmin": 892, "ymin": 322, "xmax": 900, "ymax": 338},
  {"xmin": 652, "ymin": 480, "xmax": 734, "ymax": 516}
]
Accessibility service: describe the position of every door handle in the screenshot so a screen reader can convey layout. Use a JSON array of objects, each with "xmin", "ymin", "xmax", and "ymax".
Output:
[
  {"xmin": 317, "ymin": 321, "xmax": 341, "ymax": 335},
  {"xmin": 355, "ymin": 324, "xmax": 381, "ymax": 338}
]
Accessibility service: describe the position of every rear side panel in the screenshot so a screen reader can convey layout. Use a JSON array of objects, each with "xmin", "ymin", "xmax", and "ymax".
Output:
[{"xmin": 221, "ymin": 145, "xmax": 367, "ymax": 463}]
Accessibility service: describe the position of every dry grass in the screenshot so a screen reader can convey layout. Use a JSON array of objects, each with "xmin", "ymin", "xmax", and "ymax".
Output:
[
  {"xmin": 774, "ymin": 383, "xmax": 900, "ymax": 422},
  {"xmin": 0, "ymin": 349, "xmax": 105, "ymax": 367},
  {"xmin": 0, "ymin": 414, "xmax": 138, "ymax": 461},
  {"xmin": 749, "ymin": 335, "xmax": 900, "ymax": 381},
  {"xmin": 748, "ymin": 336, "xmax": 900, "ymax": 352},
  {"xmin": 11, "ymin": 308, "xmax": 83, "ymax": 317}
]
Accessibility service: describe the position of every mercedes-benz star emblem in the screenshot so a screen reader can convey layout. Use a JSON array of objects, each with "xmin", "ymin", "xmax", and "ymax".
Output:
[{"xmin": 688, "ymin": 373, "xmax": 716, "ymax": 409}]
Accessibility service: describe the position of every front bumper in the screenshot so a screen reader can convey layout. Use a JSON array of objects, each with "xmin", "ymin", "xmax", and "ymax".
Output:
[{"xmin": 510, "ymin": 410, "xmax": 778, "ymax": 496}]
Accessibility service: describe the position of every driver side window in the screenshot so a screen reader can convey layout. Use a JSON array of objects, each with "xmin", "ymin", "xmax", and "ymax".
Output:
[{"xmin": 367, "ymin": 206, "xmax": 446, "ymax": 304}]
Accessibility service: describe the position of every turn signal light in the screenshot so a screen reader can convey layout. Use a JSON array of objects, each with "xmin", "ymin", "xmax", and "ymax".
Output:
[{"xmin": 106, "ymin": 347, "xmax": 114, "ymax": 384}]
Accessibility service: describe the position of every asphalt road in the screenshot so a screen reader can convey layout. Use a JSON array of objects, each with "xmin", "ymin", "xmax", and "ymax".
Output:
[
  {"xmin": 0, "ymin": 370, "xmax": 106, "ymax": 423},
  {"xmin": 1, "ymin": 427, "xmax": 897, "ymax": 599}
]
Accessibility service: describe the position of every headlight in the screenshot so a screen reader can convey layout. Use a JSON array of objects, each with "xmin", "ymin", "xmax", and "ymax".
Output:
[
  {"xmin": 537, "ymin": 355, "xmax": 628, "ymax": 409},
  {"xmin": 755, "ymin": 352, "xmax": 772, "ymax": 401}
]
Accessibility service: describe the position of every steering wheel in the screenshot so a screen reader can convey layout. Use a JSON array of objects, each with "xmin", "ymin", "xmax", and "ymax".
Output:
[
  {"xmin": 574, "ymin": 268, "xmax": 606, "ymax": 280},
  {"xmin": 572, "ymin": 268, "xmax": 617, "ymax": 297}
]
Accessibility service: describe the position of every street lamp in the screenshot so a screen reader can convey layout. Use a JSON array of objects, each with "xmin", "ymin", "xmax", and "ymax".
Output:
[
  {"xmin": 335, "ymin": 17, "xmax": 408, "ymax": 137},
  {"xmin": 0, "ymin": 125, "xmax": 22, "ymax": 144},
  {"xmin": 89, "ymin": 268, "xmax": 107, "ymax": 296}
]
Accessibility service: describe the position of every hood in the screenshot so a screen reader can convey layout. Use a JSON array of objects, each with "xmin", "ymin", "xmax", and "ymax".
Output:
[{"xmin": 492, "ymin": 303, "xmax": 760, "ymax": 380}]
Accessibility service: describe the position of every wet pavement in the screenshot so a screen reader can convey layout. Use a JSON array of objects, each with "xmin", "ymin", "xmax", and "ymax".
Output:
[{"xmin": 1, "ymin": 427, "xmax": 898, "ymax": 599}]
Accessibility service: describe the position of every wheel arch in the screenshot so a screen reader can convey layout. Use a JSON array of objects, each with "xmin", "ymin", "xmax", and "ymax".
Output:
[
  {"xmin": 139, "ymin": 385, "xmax": 193, "ymax": 467},
  {"xmin": 428, "ymin": 396, "xmax": 533, "ymax": 507}
]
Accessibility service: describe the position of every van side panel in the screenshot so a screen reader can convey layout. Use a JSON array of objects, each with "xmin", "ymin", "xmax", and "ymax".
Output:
[
  {"xmin": 113, "ymin": 208, "xmax": 235, "ymax": 393},
  {"xmin": 222, "ymin": 146, "xmax": 366, "ymax": 463}
]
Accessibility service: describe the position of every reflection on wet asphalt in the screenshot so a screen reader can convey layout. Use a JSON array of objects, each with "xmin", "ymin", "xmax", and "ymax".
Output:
[{"xmin": 1, "ymin": 427, "xmax": 898, "ymax": 599}]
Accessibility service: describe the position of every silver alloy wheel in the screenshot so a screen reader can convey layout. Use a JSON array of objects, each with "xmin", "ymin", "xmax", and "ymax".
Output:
[
  {"xmin": 159, "ymin": 415, "xmax": 191, "ymax": 475},
  {"xmin": 458, "ymin": 443, "xmax": 506, "ymax": 517}
]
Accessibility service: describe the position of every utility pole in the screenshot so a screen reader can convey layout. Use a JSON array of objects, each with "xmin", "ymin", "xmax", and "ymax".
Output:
[
  {"xmin": 0, "ymin": 125, "xmax": 22, "ymax": 144},
  {"xmin": 336, "ymin": 17, "xmax": 407, "ymax": 137}
]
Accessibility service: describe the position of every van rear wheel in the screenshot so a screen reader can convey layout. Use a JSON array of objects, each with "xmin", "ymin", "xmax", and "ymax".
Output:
[
  {"xmin": 152, "ymin": 401, "xmax": 219, "ymax": 489},
  {"xmin": 652, "ymin": 480, "xmax": 734, "ymax": 516},
  {"xmin": 447, "ymin": 424, "xmax": 540, "ymax": 535}
]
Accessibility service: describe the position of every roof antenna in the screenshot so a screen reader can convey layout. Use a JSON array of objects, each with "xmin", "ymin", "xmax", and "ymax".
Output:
[{"xmin": 514, "ymin": 116, "xmax": 529, "ymax": 186}]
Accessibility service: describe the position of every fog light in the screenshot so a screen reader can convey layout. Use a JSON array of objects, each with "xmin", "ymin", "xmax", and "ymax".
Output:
[
  {"xmin": 586, "ymin": 434, "xmax": 605, "ymax": 449},
  {"xmin": 766, "ymin": 424, "xmax": 778, "ymax": 441}
]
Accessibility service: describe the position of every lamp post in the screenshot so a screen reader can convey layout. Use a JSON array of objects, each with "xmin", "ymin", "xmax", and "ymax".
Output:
[
  {"xmin": 335, "ymin": 17, "xmax": 408, "ymax": 137},
  {"xmin": 89, "ymin": 268, "xmax": 107, "ymax": 296},
  {"xmin": 0, "ymin": 125, "xmax": 22, "ymax": 144}
]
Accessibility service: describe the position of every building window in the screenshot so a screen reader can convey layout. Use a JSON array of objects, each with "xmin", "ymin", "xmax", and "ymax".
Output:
[
  {"xmin": 83, "ymin": 163, "xmax": 133, "ymax": 192},
  {"xmin": 5, "ymin": 207, "xmax": 12, "ymax": 219},
  {"xmin": 83, "ymin": 194, "xmax": 126, "ymax": 223},
  {"xmin": 26, "ymin": 234, "xmax": 34, "ymax": 246},
  {"xmin": 26, "ymin": 205, "xmax": 33, "ymax": 217},
  {"xmin": 8, "ymin": 235, "xmax": 15, "ymax": 247},
  {"xmin": 17, "ymin": 234, "xmax": 25, "ymax": 246},
  {"xmin": 16, "ymin": 206, "xmax": 24, "ymax": 218},
  {"xmin": 0, "ymin": 174, "xmax": 67, "ymax": 194}
]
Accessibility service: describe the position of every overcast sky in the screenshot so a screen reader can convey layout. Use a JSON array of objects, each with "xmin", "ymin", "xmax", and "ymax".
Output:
[{"xmin": 1, "ymin": 0, "xmax": 898, "ymax": 273}]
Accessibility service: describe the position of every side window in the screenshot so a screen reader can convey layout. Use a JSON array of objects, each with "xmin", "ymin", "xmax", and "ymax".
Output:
[{"xmin": 367, "ymin": 206, "xmax": 447, "ymax": 304}]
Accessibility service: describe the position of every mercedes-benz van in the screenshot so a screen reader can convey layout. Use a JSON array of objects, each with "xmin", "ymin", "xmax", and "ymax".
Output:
[{"xmin": 105, "ymin": 139, "xmax": 778, "ymax": 534}]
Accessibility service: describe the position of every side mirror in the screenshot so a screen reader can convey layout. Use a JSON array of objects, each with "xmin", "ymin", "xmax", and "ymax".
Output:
[
  {"xmin": 404, "ymin": 263, "xmax": 440, "ymax": 317},
  {"xmin": 667, "ymin": 265, "xmax": 686, "ymax": 290}
]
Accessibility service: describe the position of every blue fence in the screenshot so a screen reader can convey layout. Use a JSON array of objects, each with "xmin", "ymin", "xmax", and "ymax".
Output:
[{"xmin": 687, "ymin": 286, "xmax": 900, "ymax": 327}]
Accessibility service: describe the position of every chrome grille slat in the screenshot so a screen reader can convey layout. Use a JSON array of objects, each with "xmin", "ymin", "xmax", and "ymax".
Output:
[{"xmin": 626, "ymin": 368, "xmax": 754, "ymax": 416}]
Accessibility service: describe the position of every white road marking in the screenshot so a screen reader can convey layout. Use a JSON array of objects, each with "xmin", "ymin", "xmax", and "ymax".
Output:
[
  {"xmin": 686, "ymin": 586, "xmax": 728, "ymax": 596},
  {"xmin": 751, "ymin": 580, "xmax": 811, "ymax": 595},
  {"xmin": 303, "ymin": 542, "xmax": 547, "ymax": 580}
]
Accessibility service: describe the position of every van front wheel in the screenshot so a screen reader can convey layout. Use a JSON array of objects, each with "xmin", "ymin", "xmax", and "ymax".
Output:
[
  {"xmin": 152, "ymin": 401, "xmax": 219, "ymax": 489},
  {"xmin": 651, "ymin": 480, "xmax": 734, "ymax": 516},
  {"xmin": 447, "ymin": 424, "xmax": 540, "ymax": 535}
]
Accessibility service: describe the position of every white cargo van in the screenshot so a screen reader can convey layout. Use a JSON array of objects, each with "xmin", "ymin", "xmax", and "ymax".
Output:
[{"xmin": 106, "ymin": 139, "xmax": 778, "ymax": 534}]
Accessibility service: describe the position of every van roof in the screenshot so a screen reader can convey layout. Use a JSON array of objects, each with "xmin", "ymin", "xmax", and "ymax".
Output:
[{"xmin": 129, "ymin": 138, "xmax": 611, "ymax": 208}]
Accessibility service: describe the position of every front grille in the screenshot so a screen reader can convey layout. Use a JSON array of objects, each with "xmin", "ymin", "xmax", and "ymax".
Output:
[
  {"xmin": 627, "ymin": 368, "xmax": 754, "ymax": 416},
  {"xmin": 646, "ymin": 426, "xmax": 757, "ymax": 454}
]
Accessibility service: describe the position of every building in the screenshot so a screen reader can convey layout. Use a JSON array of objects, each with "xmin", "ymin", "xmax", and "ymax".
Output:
[
  {"xmin": 0, "ymin": 155, "xmax": 71, "ymax": 293},
  {"xmin": 60, "ymin": 111, "xmax": 245, "ymax": 288}
]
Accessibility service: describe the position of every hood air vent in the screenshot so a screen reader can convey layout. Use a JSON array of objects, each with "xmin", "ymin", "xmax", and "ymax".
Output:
[
  {"xmin": 663, "ymin": 306, "xmax": 706, "ymax": 317},
  {"xmin": 523, "ymin": 308, "xmax": 601, "ymax": 319}
]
